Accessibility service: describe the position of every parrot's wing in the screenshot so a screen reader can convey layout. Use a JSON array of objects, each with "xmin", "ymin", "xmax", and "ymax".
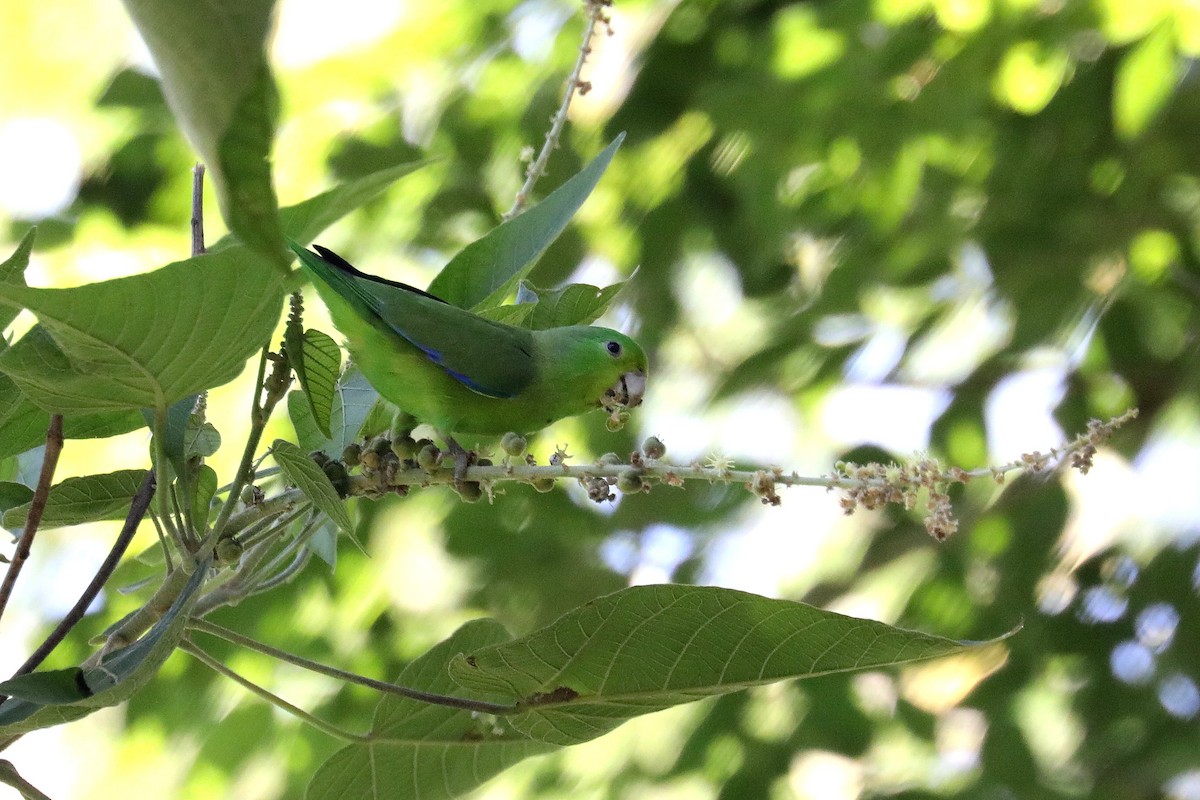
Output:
[{"xmin": 293, "ymin": 243, "xmax": 536, "ymax": 398}]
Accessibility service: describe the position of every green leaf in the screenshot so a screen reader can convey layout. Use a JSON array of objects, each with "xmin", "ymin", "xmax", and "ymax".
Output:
[
  {"xmin": 306, "ymin": 619, "xmax": 554, "ymax": 800},
  {"xmin": 271, "ymin": 439, "xmax": 353, "ymax": 535},
  {"xmin": 185, "ymin": 415, "xmax": 221, "ymax": 459},
  {"xmin": 279, "ymin": 161, "xmax": 428, "ymax": 245},
  {"xmin": 449, "ymin": 584, "xmax": 1001, "ymax": 746},
  {"xmin": 0, "ymin": 482, "xmax": 34, "ymax": 519},
  {"xmin": 0, "ymin": 228, "xmax": 34, "ymax": 334},
  {"xmin": 287, "ymin": 367, "xmax": 379, "ymax": 458},
  {"xmin": 0, "ymin": 248, "xmax": 285, "ymax": 413},
  {"xmin": 290, "ymin": 329, "xmax": 341, "ymax": 439},
  {"xmin": 0, "ymin": 374, "xmax": 146, "ymax": 459},
  {"xmin": 0, "ymin": 561, "xmax": 207, "ymax": 735},
  {"xmin": 2, "ymin": 470, "xmax": 148, "ymax": 529},
  {"xmin": 428, "ymin": 133, "xmax": 625, "ymax": 310},
  {"xmin": 144, "ymin": 394, "xmax": 199, "ymax": 476},
  {"xmin": 1114, "ymin": 24, "xmax": 1180, "ymax": 139},
  {"xmin": 208, "ymin": 160, "xmax": 429, "ymax": 257},
  {"xmin": 190, "ymin": 464, "xmax": 218, "ymax": 531},
  {"xmin": 304, "ymin": 518, "xmax": 338, "ymax": 569},
  {"xmin": 120, "ymin": 0, "xmax": 282, "ymax": 263},
  {"xmin": 478, "ymin": 281, "xmax": 627, "ymax": 329}
]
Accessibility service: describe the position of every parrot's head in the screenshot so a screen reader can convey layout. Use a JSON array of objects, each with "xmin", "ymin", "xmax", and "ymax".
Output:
[
  {"xmin": 594, "ymin": 329, "xmax": 648, "ymax": 411},
  {"xmin": 544, "ymin": 326, "xmax": 648, "ymax": 415}
]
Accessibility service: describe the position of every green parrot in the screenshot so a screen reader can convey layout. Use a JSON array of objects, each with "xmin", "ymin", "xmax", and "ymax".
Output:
[{"xmin": 289, "ymin": 242, "xmax": 648, "ymax": 465}]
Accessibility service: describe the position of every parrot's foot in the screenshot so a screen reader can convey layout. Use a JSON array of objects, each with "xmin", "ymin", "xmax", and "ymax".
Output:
[{"xmin": 444, "ymin": 436, "xmax": 476, "ymax": 488}]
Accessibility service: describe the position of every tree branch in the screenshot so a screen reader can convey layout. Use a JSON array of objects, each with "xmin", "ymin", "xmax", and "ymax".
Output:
[{"xmin": 0, "ymin": 415, "xmax": 64, "ymax": 628}]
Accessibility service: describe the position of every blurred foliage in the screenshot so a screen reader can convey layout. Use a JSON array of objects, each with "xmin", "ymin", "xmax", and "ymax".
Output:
[{"xmin": 2, "ymin": 0, "xmax": 1200, "ymax": 798}]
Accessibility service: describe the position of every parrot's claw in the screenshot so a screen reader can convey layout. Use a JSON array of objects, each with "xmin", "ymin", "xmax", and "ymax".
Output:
[{"xmin": 444, "ymin": 436, "xmax": 476, "ymax": 488}]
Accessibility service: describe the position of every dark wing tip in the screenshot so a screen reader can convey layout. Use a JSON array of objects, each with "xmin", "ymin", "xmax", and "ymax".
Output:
[{"xmin": 310, "ymin": 244, "xmax": 450, "ymax": 305}]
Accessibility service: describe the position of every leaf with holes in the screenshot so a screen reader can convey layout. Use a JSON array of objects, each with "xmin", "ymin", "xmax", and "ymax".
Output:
[
  {"xmin": 449, "ymin": 584, "xmax": 1005, "ymax": 746},
  {"xmin": 306, "ymin": 619, "xmax": 554, "ymax": 800}
]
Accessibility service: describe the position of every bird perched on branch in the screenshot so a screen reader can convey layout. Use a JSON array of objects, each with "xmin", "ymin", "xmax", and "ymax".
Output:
[{"xmin": 290, "ymin": 242, "xmax": 647, "ymax": 477}]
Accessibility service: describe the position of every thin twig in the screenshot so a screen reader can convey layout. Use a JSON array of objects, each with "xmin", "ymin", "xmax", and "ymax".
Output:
[
  {"xmin": 189, "ymin": 618, "xmax": 519, "ymax": 715},
  {"xmin": 6, "ymin": 472, "xmax": 156, "ymax": 683},
  {"xmin": 0, "ymin": 415, "xmax": 64, "ymax": 627},
  {"xmin": 180, "ymin": 639, "xmax": 367, "ymax": 742},
  {"xmin": 191, "ymin": 163, "xmax": 206, "ymax": 257},
  {"xmin": 501, "ymin": 0, "xmax": 610, "ymax": 220}
]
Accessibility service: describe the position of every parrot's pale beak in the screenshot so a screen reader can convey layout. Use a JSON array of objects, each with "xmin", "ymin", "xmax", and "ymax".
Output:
[{"xmin": 605, "ymin": 370, "xmax": 646, "ymax": 409}]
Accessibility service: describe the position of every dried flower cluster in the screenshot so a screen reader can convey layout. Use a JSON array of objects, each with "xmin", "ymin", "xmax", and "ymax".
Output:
[{"xmin": 831, "ymin": 409, "xmax": 1138, "ymax": 541}]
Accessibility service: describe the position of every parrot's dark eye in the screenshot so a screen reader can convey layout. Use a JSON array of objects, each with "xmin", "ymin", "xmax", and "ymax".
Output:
[{"xmin": 605, "ymin": 340, "xmax": 622, "ymax": 357}]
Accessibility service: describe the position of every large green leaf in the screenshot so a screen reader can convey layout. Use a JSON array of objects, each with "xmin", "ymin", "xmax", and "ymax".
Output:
[
  {"xmin": 306, "ymin": 620, "xmax": 554, "ymax": 800},
  {"xmin": 0, "ymin": 377, "xmax": 145, "ymax": 459},
  {"xmin": 0, "ymin": 561, "xmax": 207, "ymax": 735},
  {"xmin": 208, "ymin": 160, "xmax": 429, "ymax": 257},
  {"xmin": 0, "ymin": 248, "xmax": 284, "ymax": 413},
  {"xmin": 120, "ymin": 0, "xmax": 282, "ymax": 263},
  {"xmin": 2, "ymin": 470, "xmax": 148, "ymax": 529},
  {"xmin": 449, "ymin": 584, "xmax": 999, "ymax": 746},
  {"xmin": 428, "ymin": 133, "xmax": 624, "ymax": 310}
]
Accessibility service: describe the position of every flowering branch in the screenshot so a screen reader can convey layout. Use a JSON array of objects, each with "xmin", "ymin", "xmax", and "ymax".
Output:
[
  {"xmin": 317, "ymin": 409, "xmax": 1139, "ymax": 542},
  {"xmin": 502, "ymin": 0, "xmax": 613, "ymax": 221}
]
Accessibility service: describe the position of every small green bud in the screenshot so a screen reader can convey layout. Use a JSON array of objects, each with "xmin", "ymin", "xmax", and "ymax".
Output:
[
  {"xmin": 617, "ymin": 469, "xmax": 644, "ymax": 493},
  {"xmin": 532, "ymin": 477, "xmax": 556, "ymax": 493},
  {"xmin": 391, "ymin": 435, "xmax": 417, "ymax": 459},
  {"xmin": 476, "ymin": 458, "xmax": 493, "ymax": 467},
  {"xmin": 597, "ymin": 452, "xmax": 622, "ymax": 466},
  {"xmin": 360, "ymin": 450, "xmax": 382, "ymax": 470},
  {"xmin": 642, "ymin": 436, "xmax": 666, "ymax": 460},
  {"xmin": 501, "ymin": 432, "xmax": 527, "ymax": 457},
  {"xmin": 456, "ymin": 481, "xmax": 483, "ymax": 502},
  {"xmin": 390, "ymin": 411, "xmax": 416, "ymax": 438},
  {"xmin": 417, "ymin": 444, "xmax": 442, "ymax": 472},
  {"xmin": 215, "ymin": 537, "xmax": 244, "ymax": 565},
  {"xmin": 341, "ymin": 442, "xmax": 362, "ymax": 467},
  {"xmin": 239, "ymin": 484, "xmax": 262, "ymax": 505}
]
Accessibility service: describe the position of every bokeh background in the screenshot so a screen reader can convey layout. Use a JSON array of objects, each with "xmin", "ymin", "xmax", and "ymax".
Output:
[{"xmin": 2, "ymin": 0, "xmax": 1199, "ymax": 797}]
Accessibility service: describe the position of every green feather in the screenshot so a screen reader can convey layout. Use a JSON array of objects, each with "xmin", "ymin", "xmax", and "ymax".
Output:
[{"xmin": 289, "ymin": 242, "xmax": 648, "ymax": 437}]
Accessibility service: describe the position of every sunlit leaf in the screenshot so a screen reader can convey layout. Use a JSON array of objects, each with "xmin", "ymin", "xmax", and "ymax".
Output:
[
  {"xmin": 2, "ymin": 470, "xmax": 148, "ymax": 529},
  {"xmin": 0, "ymin": 249, "xmax": 284, "ymax": 413},
  {"xmin": 289, "ymin": 329, "xmax": 341, "ymax": 439},
  {"xmin": 450, "ymin": 584, "xmax": 999, "ymax": 746},
  {"xmin": 1114, "ymin": 25, "xmax": 1180, "ymax": 139},
  {"xmin": 120, "ymin": 0, "xmax": 282, "ymax": 263},
  {"xmin": 287, "ymin": 367, "xmax": 379, "ymax": 458},
  {"xmin": 428, "ymin": 134, "xmax": 624, "ymax": 310}
]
